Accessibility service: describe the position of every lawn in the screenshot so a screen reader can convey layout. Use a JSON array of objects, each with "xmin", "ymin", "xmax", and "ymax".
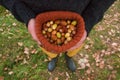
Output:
[{"xmin": 0, "ymin": 0, "xmax": 120, "ymax": 80}]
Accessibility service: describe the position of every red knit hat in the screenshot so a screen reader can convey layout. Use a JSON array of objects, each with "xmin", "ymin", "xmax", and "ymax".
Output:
[{"xmin": 35, "ymin": 11, "xmax": 85, "ymax": 53}]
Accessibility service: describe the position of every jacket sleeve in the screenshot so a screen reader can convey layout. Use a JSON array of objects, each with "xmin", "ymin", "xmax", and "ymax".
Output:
[
  {"xmin": 82, "ymin": 0, "xmax": 116, "ymax": 35},
  {"xmin": 0, "ymin": 0, "xmax": 35, "ymax": 26}
]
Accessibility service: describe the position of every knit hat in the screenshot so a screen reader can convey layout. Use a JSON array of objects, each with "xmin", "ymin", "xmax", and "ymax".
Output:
[{"xmin": 35, "ymin": 11, "xmax": 85, "ymax": 54}]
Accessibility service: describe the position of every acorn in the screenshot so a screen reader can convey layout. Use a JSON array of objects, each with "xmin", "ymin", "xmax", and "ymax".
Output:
[
  {"xmin": 52, "ymin": 23, "xmax": 57, "ymax": 30},
  {"xmin": 65, "ymin": 33, "xmax": 70, "ymax": 38},
  {"xmin": 69, "ymin": 25, "xmax": 75, "ymax": 31},
  {"xmin": 55, "ymin": 20, "xmax": 61, "ymax": 24},
  {"xmin": 57, "ymin": 39, "xmax": 62, "ymax": 45},
  {"xmin": 60, "ymin": 20, "xmax": 67, "ymax": 26},
  {"xmin": 56, "ymin": 32, "xmax": 62, "ymax": 38},
  {"xmin": 67, "ymin": 20, "xmax": 71, "ymax": 24},
  {"xmin": 50, "ymin": 21, "xmax": 54, "ymax": 25},
  {"xmin": 71, "ymin": 20, "xmax": 77, "ymax": 26},
  {"xmin": 42, "ymin": 30, "xmax": 46, "ymax": 34},
  {"xmin": 48, "ymin": 28, "xmax": 52, "ymax": 32},
  {"xmin": 68, "ymin": 29, "xmax": 72, "ymax": 33},
  {"xmin": 42, "ymin": 19, "xmax": 77, "ymax": 46},
  {"xmin": 46, "ymin": 22, "xmax": 51, "ymax": 27},
  {"xmin": 56, "ymin": 25, "xmax": 62, "ymax": 31},
  {"xmin": 51, "ymin": 34, "xmax": 57, "ymax": 41},
  {"xmin": 46, "ymin": 32, "xmax": 51, "ymax": 38},
  {"xmin": 59, "ymin": 29, "xmax": 64, "ymax": 33},
  {"xmin": 64, "ymin": 40, "xmax": 68, "ymax": 44},
  {"xmin": 66, "ymin": 37, "xmax": 72, "ymax": 41},
  {"xmin": 52, "ymin": 30, "xmax": 57, "ymax": 35}
]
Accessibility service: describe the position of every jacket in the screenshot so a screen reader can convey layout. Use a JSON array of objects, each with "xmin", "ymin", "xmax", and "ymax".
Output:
[{"xmin": 0, "ymin": 0, "xmax": 115, "ymax": 34}]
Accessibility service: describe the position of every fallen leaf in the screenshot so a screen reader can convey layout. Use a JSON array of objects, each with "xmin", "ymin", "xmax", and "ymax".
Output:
[
  {"xmin": 54, "ymin": 77, "xmax": 58, "ymax": 80},
  {"xmin": 107, "ymin": 65, "xmax": 113, "ymax": 70},
  {"xmin": 22, "ymin": 58, "xmax": 28, "ymax": 64},
  {"xmin": 48, "ymin": 76, "xmax": 52, "ymax": 80},
  {"xmin": 24, "ymin": 47, "xmax": 29, "ymax": 55},
  {"xmin": 65, "ymin": 72, "xmax": 70, "ymax": 78},
  {"xmin": 31, "ymin": 49, "xmax": 37, "ymax": 54},
  {"xmin": 18, "ymin": 42, "xmax": 23, "ymax": 47},
  {"xmin": 8, "ymin": 71, "xmax": 14, "ymax": 75},
  {"xmin": 84, "ymin": 45, "xmax": 89, "ymax": 49},
  {"xmin": 44, "ymin": 59, "xmax": 49, "ymax": 62},
  {"xmin": 32, "ymin": 64, "xmax": 38, "ymax": 69},
  {"xmin": 86, "ymin": 69, "xmax": 91, "ymax": 74},
  {"xmin": 0, "ymin": 54, "xmax": 2, "ymax": 57},
  {"xmin": 12, "ymin": 23, "xmax": 17, "ymax": 26},
  {"xmin": 0, "ymin": 76, "xmax": 4, "ymax": 80},
  {"xmin": 86, "ymin": 63, "xmax": 90, "ymax": 67},
  {"xmin": 99, "ymin": 60, "xmax": 105, "ymax": 69},
  {"xmin": 0, "ymin": 28, "xmax": 3, "ymax": 32},
  {"xmin": 111, "ymin": 42, "xmax": 117, "ymax": 47}
]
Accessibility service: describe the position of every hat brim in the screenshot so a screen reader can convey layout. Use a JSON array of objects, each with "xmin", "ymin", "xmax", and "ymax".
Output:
[{"xmin": 35, "ymin": 11, "xmax": 85, "ymax": 53}]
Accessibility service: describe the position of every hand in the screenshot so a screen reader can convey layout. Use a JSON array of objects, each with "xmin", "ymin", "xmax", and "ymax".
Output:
[
  {"xmin": 28, "ymin": 18, "xmax": 41, "ymax": 45},
  {"xmin": 67, "ymin": 30, "xmax": 87, "ymax": 51}
]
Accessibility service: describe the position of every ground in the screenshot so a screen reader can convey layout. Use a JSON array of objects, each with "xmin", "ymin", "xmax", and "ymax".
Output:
[{"xmin": 0, "ymin": 0, "xmax": 120, "ymax": 80}]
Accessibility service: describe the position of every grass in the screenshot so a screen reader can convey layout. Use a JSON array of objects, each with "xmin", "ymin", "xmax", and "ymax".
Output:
[{"xmin": 0, "ymin": 0, "xmax": 120, "ymax": 80}]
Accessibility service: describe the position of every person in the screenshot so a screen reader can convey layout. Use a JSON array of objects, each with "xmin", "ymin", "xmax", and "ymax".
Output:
[{"xmin": 0, "ymin": 0, "xmax": 115, "ymax": 72}]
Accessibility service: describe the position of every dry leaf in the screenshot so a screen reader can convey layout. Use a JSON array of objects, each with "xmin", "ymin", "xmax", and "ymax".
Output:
[
  {"xmin": 54, "ymin": 77, "xmax": 58, "ymax": 80},
  {"xmin": 111, "ymin": 42, "xmax": 117, "ymax": 47},
  {"xmin": 24, "ymin": 47, "xmax": 29, "ymax": 55},
  {"xmin": 0, "ymin": 28, "xmax": 3, "ymax": 32},
  {"xmin": 86, "ymin": 69, "xmax": 91, "ymax": 74},
  {"xmin": 65, "ymin": 72, "xmax": 70, "ymax": 78},
  {"xmin": 86, "ymin": 63, "xmax": 90, "ymax": 67},
  {"xmin": 18, "ymin": 42, "xmax": 23, "ymax": 46},
  {"xmin": 31, "ymin": 49, "xmax": 37, "ymax": 54},
  {"xmin": 48, "ymin": 76, "xmax": 53, "ymax": 80},
  {"xmin": 99, "ymin": 61, "xmax": 105, "ymax": 69},
  {"xmin": 44, "ymin": 59, "xmax": 49, "ymax": 62},
  {"xmin": 32, "ymin": 64, "xmax": 38, "ymax": 69},
  {"xmin": 107, "ymin": 65, "xmax": 113, "ymax": 70},
  {"xmin": 22, "ymin": 59, "xmax": 28, "ymax": 64},
  {"xmin": 8, "ymin": 71, "xmax": 14, "ymax": 75},
  {"xmin": 12, "ymin": 23, "xmax": 17, "ymax": 26},
  {"xmin": 0, "ymin": 76, "xmax": 4, "ymax": 80}
]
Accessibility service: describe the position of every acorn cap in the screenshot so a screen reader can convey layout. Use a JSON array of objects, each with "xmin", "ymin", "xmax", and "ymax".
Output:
[{"xmin": 35, "ymin": 11, "xmax": 85, "ymax": 54}]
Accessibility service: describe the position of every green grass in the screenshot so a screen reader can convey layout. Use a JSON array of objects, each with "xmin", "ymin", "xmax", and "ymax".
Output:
[{"xmin": 0, "ymin": 0, "xmax": 120, "ymax": 80}]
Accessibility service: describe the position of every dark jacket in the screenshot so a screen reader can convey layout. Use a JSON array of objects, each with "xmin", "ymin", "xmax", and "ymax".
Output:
[{"xmin": 0, "ymin": 0, "xmax": 115, "ymax": 34}]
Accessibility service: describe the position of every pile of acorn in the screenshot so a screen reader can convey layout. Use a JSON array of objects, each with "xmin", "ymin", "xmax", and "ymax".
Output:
[{"xmin": 42, "ymin": 19, "xmax": 77, "ymax": 45}]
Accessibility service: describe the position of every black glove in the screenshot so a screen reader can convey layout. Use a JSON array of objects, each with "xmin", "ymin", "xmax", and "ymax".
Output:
[{"xmin": 0, "ymin": 0, "xmax": 115, "ymax": 35}]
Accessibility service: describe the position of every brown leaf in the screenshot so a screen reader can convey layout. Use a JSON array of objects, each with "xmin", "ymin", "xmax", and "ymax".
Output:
[
  {"xmin": 48, "ymin": 76, "xmax": 53, "ymax": 80},
  {"xmin": 18, "ymin": 42, "xmax": 23, "ymax": 47},
  {"xmin": 0, "ymin": 28, "xmax": 3, "ymax": 32},
  {"xmin": 54, "ymin": 77, "xmax": 58, "ymax": 80},
  {"xmin": 107, "ymin": 65, "xmax": 113, "ymax": 70},
  {"xmin": 8, "ymin": 71, "xmax": 14, "ymax": 75},
  {"xmin": 0, "ymin": 76, "xmax": 4, "ymax": 80},
  {"xmin": 65, "ymin": 72, "xmax": 70, "ymax": 78},
  {"xmin": 24, "ymin": 47, "xmax": 29, "ymax": 55},
  {"xmin": 12, "ymin": 23, "xmax": 17, "ymax": 26},
  {"xmin": 31, "ymin": 49, "xmax": 37, "ymax": 54},
  {"xmin": 99, "ymin": 61, "xmax": 105, "ymax": 69},
  {"xmin": 86, "ymin": 69, "xmax": 91, "ymax": 74}
]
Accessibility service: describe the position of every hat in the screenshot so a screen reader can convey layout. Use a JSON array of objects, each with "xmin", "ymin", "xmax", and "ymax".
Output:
[{"xmin": 35, "ymin": 11, "xmax": 85, "ymax": 53}]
